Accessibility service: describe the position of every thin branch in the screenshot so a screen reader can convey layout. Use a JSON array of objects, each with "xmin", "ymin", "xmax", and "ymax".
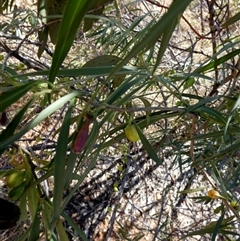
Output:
[
  {"xmin": 145, "ymin": 0, "xmax": 223, "ymax": 40},
  {"xmin": 0, "ymin": 39, "xmax": 44, "ymax": 71}
]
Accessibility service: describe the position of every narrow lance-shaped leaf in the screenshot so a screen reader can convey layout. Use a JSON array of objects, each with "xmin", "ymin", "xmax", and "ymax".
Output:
[
  {"xmin": 153, "ymin": 15, "xmax": 179, "ymax": 73},
  {"xmin": 0, "ymin": 81, "xmax": 37, "ymax": 112},
  {"xmin": 222, "ymin": 12, "xmax": 240, "ymax": 28},
  {"xmin": 0, "ymin": 98, "xmax": 34, "ymax": 142},
  {"xmin": 0, "ymin": 92, "xmax": 81, "ymax": 150},
  {"xmin": 28, "ymin": 210, "xmax": 40, "ymax": 241},
  {"xmin": 61, "ymin": 212, "xmax": 88, "ymax": 241},
  {"xmin": 224, "ymin": 94, "xmax": 240, "ymax": 140},
  {"xmin": 13, "ymin": 66, "xmax": 135, "ymax": 78},
  {"xmin": 52, "ymin": 99, "xmax": 74, "ymax": 227},
  {"xmin": 195, "ymin": 48, "xmax": 240, "ymax": 73},
  {"xmin": 134, "ymin": 122, "xmax": 163, "ymax": 165},
  {"xmin": 108, "ymin": 0, "xmax": 193, "ymax": 78},
  {"xmin": 83, "ymin": 0, "xmax": 113, "ymax": 32},
  {"xmin": 56, "ymin": 218, "xmax": 70, "ymax": 241},
  {"xmin": 49, "ymin": 0, "xmax": 90, "ymax": 83}
]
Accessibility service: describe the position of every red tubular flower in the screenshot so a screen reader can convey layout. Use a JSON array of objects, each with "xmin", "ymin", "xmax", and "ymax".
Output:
[
  {"xmin": 0, "ymin": 111, "xmax": 9, "ymax": 126},
  {"xmin": 72, "ymin": 114, "xmax": 93, "ymax": 154}
]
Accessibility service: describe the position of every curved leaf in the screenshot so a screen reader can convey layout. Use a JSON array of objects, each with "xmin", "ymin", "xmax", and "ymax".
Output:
[
  {"xmin": 0, "ymin": 92, "xmax": 81, "ymax": 150},
  {"xmin": 0, "ymin": 81, "xmax": 37, "ymax": 112},
  {"xmin": 49, "ymin": 0, "xmax": 90, "ymax": 83}
]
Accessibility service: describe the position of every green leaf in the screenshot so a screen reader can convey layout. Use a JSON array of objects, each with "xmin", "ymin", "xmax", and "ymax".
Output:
[
  {"xmin": 84, "ymin": 9, "xmax": 104, "ymax": 32},
  {"xmin": 42, "ymin": 199, "xmax": 53, "ymax": 231},
  {"xmin": 153, "ymin": 15, "xmax": 179, "ymax": 72},
  {"xmin": 27, "ymin": 187, "xmax": 39, "ymax": 222},
  {"xmin": 108, "ymin": 0, "xmax": 193, "ymax": 76},
  {"xmin": 49, "ymin": 21, "xmax": 61, "ymax": 45},
  {"xmin": 212, "ymin": 207, "xmax": 225, "ymax": 241},
  {"xmin": 60, "ymin": 147, "xmax": 102, "ymax": 212},
  {"xmin": 61, "ymin": 212, "xmax": 88, "ymax": 241},
  {"xmin": 64, "ymin": 151, "xmax": 78, "ymax": 189},
  {"xmin": 224, "ymin": 94, "xmax": 240, "ymax": 140},
  {"xmin": 52, "ymin": 99, "xmax": 74, "ymax": 226},
  {"xmin": 37, "ymin": 27, "xmax": 48, "ymax": 58},
  {"xmin": 16, "ymin": 225, "xmax": 31, "ymax": 241},
  {"xmin": 134, "ymin": 122, "xmax": 163, "ymax": 165},
  {"xmin": 14, "ymin": 66, "xmax": 135, "ymax": 78},
  {"xmin": 184, "ymin": 97, "xmax": 227, "ymax": 124},
  {"xmin": 183, "ymin": 77, "xmax": 195, "ymax": 90},
  {"xmin": 194, "ymin": 127, "xmax": 240, "ymax": 140},
  {"xmin": 182, "ymin": 216, "xmax": 236, "ymax": 238},
  {"xmin": 0, "ymin": 81, "xmax": 37, "ymax": 112},
  {"xmin": 104, "ymin": 74, "xmax": 143, "ymax": 106},
  {"xmin": 19, "ymin": 192, "xmax": 28, "ymax": 221},
  {"xmin": 137, "ymin": 97, "xmax": 151, "ymax": 126},
  {"xmin": 28, "ymin": 214, "xmax": 40, "ymax": 241},
  {"xmin": 8, "ymin": 182, "xmax": 26, "ymax": 200},
  {"xmin": 0, "ymin": 98, "xmax": 34, "ymax": 142},
  {"xmin": 178, "ymin": 186, "xmax": 207, "ymax": 194},
  {"xmin": 82, "ymin": 55, "xmax": 126, "ymax": 88},
  {"xmin": 83, "ymin": 55, "xmax": 122, "ymax": 67},
  {"xmin": 195, "ymin": 105, "xmax": 227, "ymax": 124},
  {"xmin": 56, "ymin": 218, "xmax": 70, "ymax": 241},
  {"xmin": 37, "ymin": 0, "xmax": 48, "ymax": 24},
  {"xmin": 222, "ymin": 12, "xmax": 240, "ymax": 28},
  {"xmin": 0, "ymin": 92, "xmax": 81, "ymax": 151},
  {"xmin": 195, "ymin": 48, "xmax": 240, "ymax": 73},
  {"xmin": 83, "ymin": 0, "xmax": 112, "ymax": 33},
  {"xmin": 49, "ymin": 0, "xmax": 90, "ymax": 83},
  {"xmin": 102, "ymin": 111, "xmax": 179, "ymax": 150},
  {"xmin": 0, "ymin": 65, "xmax": 27, "ymax": 82}
]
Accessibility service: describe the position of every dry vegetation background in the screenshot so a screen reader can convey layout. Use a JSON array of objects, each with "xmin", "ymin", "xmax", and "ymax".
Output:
[{"xmin": 0, "ymin": 0, "xmax": 240, "ymax": 241}]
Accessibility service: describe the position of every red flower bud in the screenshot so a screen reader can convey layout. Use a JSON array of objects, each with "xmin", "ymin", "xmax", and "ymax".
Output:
[
  {"xmin": 72, "ymin": 114, "xmax": 93, "ymax": 154},
  {"xmin": 0, "ymin": 111, "xmax": 9, "ymax": 126}
]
